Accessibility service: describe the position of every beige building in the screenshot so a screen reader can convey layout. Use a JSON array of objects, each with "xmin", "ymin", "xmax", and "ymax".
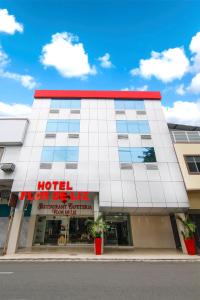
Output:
[{"xmin": 169, "ymin": 123, "xmax": 200, "ymax": 250}]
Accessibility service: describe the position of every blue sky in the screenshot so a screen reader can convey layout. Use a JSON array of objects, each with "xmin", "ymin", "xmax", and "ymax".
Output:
[{"xmin": 0, "ymin": 0, "xmax": 200, "ymax": 125}]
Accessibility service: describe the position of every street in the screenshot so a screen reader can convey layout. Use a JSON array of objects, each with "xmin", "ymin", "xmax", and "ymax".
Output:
[{"xmin": 0, "ymin": 262, "xmax": 199, "ymax": 300}]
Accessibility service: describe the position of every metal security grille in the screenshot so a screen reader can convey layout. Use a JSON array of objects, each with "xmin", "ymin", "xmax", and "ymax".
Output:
[
  {"xmin": 145, "ymin": 164, "xmax": 158, "ymax": 170},
  {"xmin": 120, "ymin": 163, "xmax": 133, "ymax": 170},
  {"xmin": 45, "ymin": 133, "xmax": 56, "ymax": 138},
  {"xmin": 49, "ymin": 109, "xmax": 59, "ymax": 113},
  {"xmin": 171, "ymin": 131, "xmax": 200, "ymax": 143},
  {"xmin": 136, "ymin": 110, "xmax": 146, "ymax": 115},
  {"xmin": 70, "ymin": 109, "xmax": 80, "ymax": 114},
  {"xmin": 116, "ymin": 110, "xmax": 125, "ymax": 115},
  {"xmin": 118, "ymin": 134, "xmax": 129, "ymax": 140},
  {"xmin": 68, "ymin": 133, "xmax": 79, "ymax": 139},
  {"xmin": 65, "ymin": 163, "xmax": 78, "ymax": 169},
  {"xmin": 40, "ymin": 163, "xmax": 52, "ymax": 169},
  {"xmin": 141, "ymin": 134, "xmax": 151, "ymax": 139}
]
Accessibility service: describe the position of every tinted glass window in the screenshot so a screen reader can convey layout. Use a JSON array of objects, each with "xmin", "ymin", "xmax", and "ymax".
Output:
[
  {"xmin": 41, "ymin": 147, "xmax": 79, "ymax": 162},
  {"xmin": 115, "ymin": 100, "xmax": 144, "ymax": 110},
  {"xmin": 51, "ymin": 99, "xmax": 81, "ymax": 109},
  {"xmin": 116, "ymin": 120, "xmax": 150, "ymax": 134},
  {"xmin": 186, "ymin": 156, "xmax": 200, "ymax": 173},
  {"xmin": 46, "ymin": 120, "xmax": 80, "ymax": 132},
  {"xmin": 119, "ymin": 147, "xmax": 156, "ymax": 163}
]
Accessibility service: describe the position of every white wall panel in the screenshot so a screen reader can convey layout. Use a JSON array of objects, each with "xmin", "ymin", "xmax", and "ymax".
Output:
[
  {"xmin": 109, "ymin": 162, "xmax": 121, "ymax": 180},
  {"xmin": 122, "ymin": 181, "xmax": 137, "ymax": 203},
  {"xmin": 108, "ymin": 147, "xmax": 119, "ymax": 161},
  {"xmin": 111, "ymin": 181, "xmax": 123, "ymax": 203},
  {"xmin": 100, "ymin": 181, "xmax": 112, "ymax": 202},
  {"xmin": 135, "ymin": 182, "xmax": 152, "ymax": 203},
  {"xmin": 79, "ymin": 133, "xmax": 89, "ymax": 146},
  {"xmin": 133, "ymin": 164, "xmax": 148, "ymax": 181},
  {"xmin": 149, "ymin": 182, "xmax": 166, "ymax": 203},
  {"xmin": 79, "ymin": 147, "xmax": 89, "ymax": 161},
  {"xmin": 80, "ymin": 120, "xmax": 89, "ymax": 132}
]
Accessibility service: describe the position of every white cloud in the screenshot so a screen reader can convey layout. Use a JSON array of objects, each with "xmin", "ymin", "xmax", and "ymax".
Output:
[
  {"xmin": 189, "ymin": 32, "xmax": 200, "ymax": 73},
  {"xmin": 0, "ymin": 46, "xmax": 36, "ymax": 89},
  {"xmin": 190, "ymin": 32, "xmax": 200, "ymax": 54},
  {"xmin": 40, "ymin": 32, "xmax": 96, "ymax": 78},
  {"xmin": 121, "ymin": 85, "xmax": 148, "ymax": 91},
  {"xmin": 130, "ymin": 48, "xmax": 190, "ymax": 82},
  {"xmin": 98, "ymin": 53, "xmax": 113, "ymax": 68},
  {"xmin": 176, "ymin": 84, "xmax": 186, "ymax": 95},
  {"xmin": 188, "ymin": 73, "xmax": 200, "ymax": 94},
  {"xmin": 0, "ymin": 101, "xmax": 31, "ymax": 116},
  {"xmin": 0, "ymin": 9, "xmax": 23, "ymax": 34},
  {"xmin": 0, "ymin": 71, "xmax": 37, "ymax": 89},
  {"xmin": 163, "ymin": 100, "xmax": 200, "ymax": 125}
]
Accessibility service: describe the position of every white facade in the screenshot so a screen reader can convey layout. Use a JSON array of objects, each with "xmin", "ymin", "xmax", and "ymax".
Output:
[{"xmin": 11, "ymin": 97, "xmax": 188, "ymax": 212}]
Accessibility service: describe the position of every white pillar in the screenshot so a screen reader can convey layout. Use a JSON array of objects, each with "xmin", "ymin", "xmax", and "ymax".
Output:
[
  {"xmin": 175, "ymin": 213, "xmax": 187, "ymax": 254},
  {"xmin": 26, "ymin": 201, "xmax": 38, "ymax": 249},
  {"xmin": 6, "ymin": 199, "xmax": 25, "ymax": 255},
  {"xmin": 94, "ymin": 193, "xmax": 100, "ymax": 220}
]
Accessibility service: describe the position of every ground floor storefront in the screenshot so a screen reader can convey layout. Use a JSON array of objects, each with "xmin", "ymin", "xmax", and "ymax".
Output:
[{"xmin": 0, "ymin": 191, "xmax": 189, "ymax": 255}]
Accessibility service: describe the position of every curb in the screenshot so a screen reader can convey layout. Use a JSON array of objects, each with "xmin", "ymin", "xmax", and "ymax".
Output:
[{"xmin": 0, "ymin": 258, "xmax": 200, "ymax": 262}]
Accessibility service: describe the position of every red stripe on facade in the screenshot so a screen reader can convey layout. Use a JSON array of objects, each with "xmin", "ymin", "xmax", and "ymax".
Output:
[{"xmin": 34, "ymin": 90, "xmax": 161, "ymax": 100}]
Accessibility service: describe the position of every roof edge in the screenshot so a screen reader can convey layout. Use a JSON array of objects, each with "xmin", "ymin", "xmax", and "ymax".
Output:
[{"xmin": 34, "ymin": 90, "xmax": 161, "ymax": 100}]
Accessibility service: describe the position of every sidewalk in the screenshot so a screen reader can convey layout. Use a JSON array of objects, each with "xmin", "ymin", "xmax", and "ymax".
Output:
[{"xmin": 1, "ymin": 247, "xmax": 200, "ymax": 261}]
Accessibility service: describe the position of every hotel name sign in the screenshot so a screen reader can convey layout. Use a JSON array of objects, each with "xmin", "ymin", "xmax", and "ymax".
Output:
[
  {"xmin": 18, "ymin": 180, "xmax": 92, "ymax": 216},
  {"xmin": 19, "ymin": 180, "xmax": 89, "ymax": 202}
]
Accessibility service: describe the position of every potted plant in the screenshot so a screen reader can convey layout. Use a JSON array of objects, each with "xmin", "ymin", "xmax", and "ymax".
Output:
[
  {"xmin": 85, "ymin": 216, "xmax": 109, "ymax": 255},
  {"xmin": 177, "ymin": 216, "xmax": 196, "ymax": 255}
]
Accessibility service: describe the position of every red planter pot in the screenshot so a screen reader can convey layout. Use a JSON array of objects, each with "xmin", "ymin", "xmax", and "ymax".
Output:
[
  {"xmin": 95, "ymin": 237, "xmax": 102, "ymax": 255},
  {"xmin": 184, "ymin": 238, "xmax": 196, "ymax": 255}
]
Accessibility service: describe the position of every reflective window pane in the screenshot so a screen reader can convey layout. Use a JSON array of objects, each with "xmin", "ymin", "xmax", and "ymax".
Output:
[
  {"xmin": 41, "ymin": 146, "xmax": 79, "ymax": 162},
  {"xmin": 119, "ymin": 148, "xmax": 132, "ymax": 162},
  {"xmin": 115, "ymin": 100, "xmax": 124, "ymax": 109},
  {"xmin": 116, "ymin": 121, "xmax": 127, "ymax": 133},
  {"xmin": 68, "ymin": 120, "xmax": 80, "ymax": 132},
  {"xmin": 119, "ymin": 147, "xmax": 156, "ymax": 163},
  {"xmin": 41, "ymin": 147, "xmax": 54, "ymax": 162},
  {"xmin": 46, "ymin": 121, "xmax": 58, "ymax": 132}
]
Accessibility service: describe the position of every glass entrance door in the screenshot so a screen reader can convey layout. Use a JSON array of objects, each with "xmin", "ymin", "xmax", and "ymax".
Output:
[
  {"xmin": 104, "ymin": 215, "xmax": 132, "ymax": 246},
  {"xmin": 44, "ymin": 220, "xmax": 62, "ymax": 245}
]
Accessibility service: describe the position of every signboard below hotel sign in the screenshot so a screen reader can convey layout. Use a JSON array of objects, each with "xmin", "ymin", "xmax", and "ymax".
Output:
[{"xmin": 37, "ymin": 202, "xmax": 93, "ymax": 216}]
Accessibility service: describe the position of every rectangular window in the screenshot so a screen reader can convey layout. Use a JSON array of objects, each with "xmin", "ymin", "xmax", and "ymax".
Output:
[
  {"xmin": 115, "ymin": 99, "xmax": 145, "ymax": 110},
  {"xmin": 41, "ymin": 146, "xmax": 79, "ymax": 162},
  {"xmin": 119, "ymin": 147, "xmax": 156, "ymax": 163},
  {"xmin": 51, "ymin": 99, "xmax": 81, "ymax": 109},
  {"xmin": 116, "ymin": 120, "xmax": 150, "ymax": 134},
  {"xmin": 46, "ymin": 120, "xmax": 80, "ymax": 133},
  {"xmin": 185, "ymin": 156, "xmax": 200, "ymax": 173}
]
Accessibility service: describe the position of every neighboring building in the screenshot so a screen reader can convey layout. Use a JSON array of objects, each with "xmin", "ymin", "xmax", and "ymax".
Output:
[
  {"xmin": 0, "ymin": 118, "xmax": 29, "ymax": 252},
  {"xmin": 4, "ymin": 91, "xmax": 189, "ymax": 254},
  {"xmin": 169, "ymin": 123, "xmax": 200, "ymax": 250}
]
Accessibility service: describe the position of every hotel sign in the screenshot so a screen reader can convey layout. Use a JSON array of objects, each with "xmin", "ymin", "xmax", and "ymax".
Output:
[{"xmin": 19, "ymin": 180, "xmax": 89, "ymax": 202}]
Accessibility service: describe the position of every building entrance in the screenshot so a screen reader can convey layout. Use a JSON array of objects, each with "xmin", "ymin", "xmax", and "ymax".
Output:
[{"xmin": 104, "ymin": 215, "xmax": 132, "ymax": 246}]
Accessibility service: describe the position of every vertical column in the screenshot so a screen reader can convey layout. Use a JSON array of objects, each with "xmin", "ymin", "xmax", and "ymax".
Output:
[
  {"xmin": 175, "ymin": 213, "xmax": 187, "ymax": 254},
  {"xmin": 26, "ymin": 201, "xmax": 38, "ymax": 249},
  {"xmin": 6, "ymin": 199, "xmax": 25, "ymax": 255}
]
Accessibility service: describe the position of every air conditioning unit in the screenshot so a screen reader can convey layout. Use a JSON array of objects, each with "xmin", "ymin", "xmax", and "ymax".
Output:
[{"xmin": 0, "ymin": 163, "xmax": 15, "ymax": 173}]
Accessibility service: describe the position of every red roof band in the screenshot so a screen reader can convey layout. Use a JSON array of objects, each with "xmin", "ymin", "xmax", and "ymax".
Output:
[{"xmin": 34, "ymin": 90, "xmax": 161, "ymax": 100}]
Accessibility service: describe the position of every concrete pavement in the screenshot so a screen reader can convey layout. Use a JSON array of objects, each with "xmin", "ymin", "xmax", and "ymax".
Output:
[{"xmin": 1, "ymin": 247, "xmax": 200, "ymax": 261}]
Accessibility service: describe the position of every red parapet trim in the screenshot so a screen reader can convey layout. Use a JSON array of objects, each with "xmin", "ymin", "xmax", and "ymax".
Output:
[{"xmin": 34, "ymin": 90, "xmax": 161, "ymax": 100}]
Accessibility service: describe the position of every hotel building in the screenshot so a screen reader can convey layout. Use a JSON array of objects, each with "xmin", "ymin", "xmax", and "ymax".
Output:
[{"xmin": 0, "ymin": 90, "xmax": 190, "ymax": 254}]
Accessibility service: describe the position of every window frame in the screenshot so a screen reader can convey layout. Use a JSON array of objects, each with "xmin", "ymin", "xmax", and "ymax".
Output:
[{"xmin": 184, "ymin": 155, "xmax": 200, "ymax": 175}]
